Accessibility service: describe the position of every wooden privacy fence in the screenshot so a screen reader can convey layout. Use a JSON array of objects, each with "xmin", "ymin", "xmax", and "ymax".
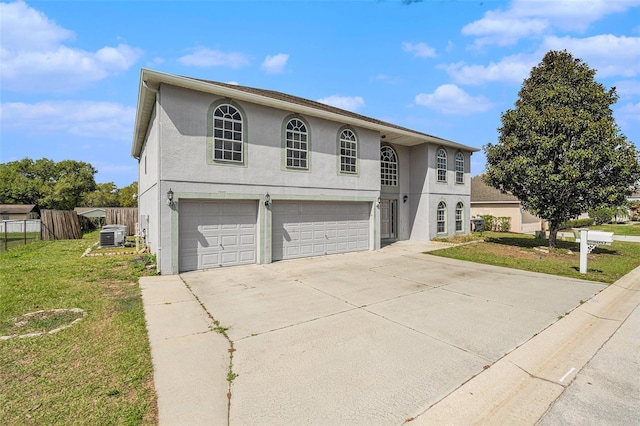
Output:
[
  {"xmin": 41, "ymin": 210, "xmax": 83, "ymax": 240},
  {"xmin": 105, "ymin": 208, "xmax": 138, "ymax": 236}
]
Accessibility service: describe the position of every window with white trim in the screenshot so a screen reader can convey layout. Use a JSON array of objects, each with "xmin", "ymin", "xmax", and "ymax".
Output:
[
  {"xmin": 380, "ymin": 145, "xmax": 398, "ymax": 186},
  {"xmin": 437, "ymin": 148, "xmax": 447, "ymax": 182},
  {"xmin": 455, "ymin": 152, "xmax": 464, "ymax": 184},
  {"xmin": 213, "ymin": 104, "xmax": 243, "ymax": 162},
  {"xmin": 340, "ymin": 129, "xmax": 357, "ymax": 173},
  {"xmin": 455, "ymin": 202, "xmax": 464, "ymax": 232},
  {"xmin": 437, "ymin": 201, "xmax": 446, "ymax": 233},
  {"xmin": 285, "ymin": 118, "xmax": 308, "ymax": 169}
]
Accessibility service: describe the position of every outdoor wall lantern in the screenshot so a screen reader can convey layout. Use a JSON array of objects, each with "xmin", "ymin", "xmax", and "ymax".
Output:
[
  {"xmin": 403, "ymin": 195, "xmax": 408, "ymax": 203},
  {"xmin": 264, "ymin": 193, "xmax": 271, "ymax": 207},
  {"xmin": 166, "ymin": 188, "xmax": 174, "ymax": 206},
  {"xmin": 376, "ymin": 197, "xmax": 381, "ymax": 207}
]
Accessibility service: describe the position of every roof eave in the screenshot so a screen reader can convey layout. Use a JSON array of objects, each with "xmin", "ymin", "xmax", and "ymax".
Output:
[{"xmin": 131, "ymin": 69, "xmax": 479, "ymax": 158}]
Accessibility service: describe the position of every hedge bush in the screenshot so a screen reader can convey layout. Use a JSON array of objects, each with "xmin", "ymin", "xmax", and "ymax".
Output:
[{"xmin": 560, "ymin": 218, "xmax": 594, "ymax": 229}]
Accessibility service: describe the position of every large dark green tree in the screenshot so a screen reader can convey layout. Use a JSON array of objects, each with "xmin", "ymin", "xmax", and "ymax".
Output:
[
  {"xmin": 484, "ymin": 50, "xmax": 640, "ymax": 247},
  {"xmin": 0, "ymin": 158, "xmax": 97, "ymax": 210}
]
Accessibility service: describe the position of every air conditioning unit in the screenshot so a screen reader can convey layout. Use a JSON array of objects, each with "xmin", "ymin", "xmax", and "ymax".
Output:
[{"xmin": 100, "ymin": 224, "xmax": 127, "ymax": 247}]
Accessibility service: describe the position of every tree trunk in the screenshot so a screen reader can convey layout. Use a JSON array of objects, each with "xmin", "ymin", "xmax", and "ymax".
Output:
[{"xmin": 548, "ymin": 225, "xmax": 559, "ymax": 248}]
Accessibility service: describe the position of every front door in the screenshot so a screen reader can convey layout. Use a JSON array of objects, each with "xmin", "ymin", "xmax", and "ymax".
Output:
[{"xmin": 380, "ymin": 199, "xmax": 396, "ymax": 240}]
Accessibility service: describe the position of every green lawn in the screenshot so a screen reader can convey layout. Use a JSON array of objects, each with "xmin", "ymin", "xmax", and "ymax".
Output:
[
  {"xmin": 429, "ymin": 232, "xmax": 640, "ymax": 284},
  {"xmin": 590, "ymin": 223, "xmax": 640, "ymax": 236},
  {"xmin": 0, "ymin": 231, "xmax": 158, "ymax": 424}
]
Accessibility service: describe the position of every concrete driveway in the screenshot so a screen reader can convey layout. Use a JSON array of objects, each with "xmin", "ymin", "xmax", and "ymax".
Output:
[{"xmin": 167, "ymin": 241, "xmax": 605, "ymax": 425}]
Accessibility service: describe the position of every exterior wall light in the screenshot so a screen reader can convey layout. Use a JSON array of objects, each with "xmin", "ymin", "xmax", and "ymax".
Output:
[
  {"xmin": 377, "ymin": 197, "xmax": 381, "ymax": 207},
  {"xmin": 166, "ymin": 188, "xmax": 174, "ymax": 206},
  {"xmin": 403, "ymin": 195, "xmax": 408, "ymax": 203},
  {"xmin": 265, "ymin": 193, "xmax": 271, "ymax": 207}
]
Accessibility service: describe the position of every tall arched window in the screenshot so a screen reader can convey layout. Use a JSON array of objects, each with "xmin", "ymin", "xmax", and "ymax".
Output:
[
  {"xmin": 285, "ymin": 118, "xmax": 309, "ymax": 169},
  {"xmin": 437, "ymin": 148, "xmax": 447, "ymax": 182},
  {"xmin": 455, "ymin": 152, "xmax": 464, "ymax": 184},
  {"xmin": 340, "ymin": 128, "xmax": 358, "ymax": 173},
  {"xmin": 455, "ymin": 202, "xmax": 464, "ymax": 232},
  {"xmin": 213, "ymin": 104, "xmax": 243, "ymax": 162},
  {"xmin": 380, "ymin": 146, "xmax": 398, "ymax": 186},
  {"xmin": 437, "ymin": 201, "xmax": 447, "ymax": 233}
]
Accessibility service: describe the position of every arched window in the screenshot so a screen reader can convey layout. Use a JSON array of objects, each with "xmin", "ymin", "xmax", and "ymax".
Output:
[
  {"xmin": 455, "ymin": 202, "xmax": 464, "ymax": 232},
  {"xmin": 285, "ymin": 118, "xmax": 309, "ymax": 169},
  {"xmin": 340, "ymin": 128, "xmax": 358, "ymax": 173},
  {"xmin": 213, "ymin": 104, "xmax": 243, "ymax": 162},
  {"xmin": 455, "ymin": 152, "xmax": 464, "ymax": 184},
  {"xmin": 437, "ymin": 201, "xmax": 447, "ymax": 233},
  {"xmin": 380, "ymin": 146, "xmax": 398, "ymax": 186},
  {"xmin": 437, "ymin": 148, "xmax": 447, "ymax": 182}
]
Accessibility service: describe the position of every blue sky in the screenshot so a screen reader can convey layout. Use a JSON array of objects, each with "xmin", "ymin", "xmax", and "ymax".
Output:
[{"xmin": 1, "ymin": 0, "xmax": 639, "ymax": 188}]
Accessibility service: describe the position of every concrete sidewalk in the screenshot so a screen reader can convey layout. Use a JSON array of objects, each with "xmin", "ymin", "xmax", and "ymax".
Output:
[{"xmin": 140, "ymin": 243, "xmax": 639, "ymax": 425}]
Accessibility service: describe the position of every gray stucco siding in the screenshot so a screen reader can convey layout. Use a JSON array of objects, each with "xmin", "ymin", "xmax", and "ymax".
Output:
[{"xmin": 157, "ymin": 85, "xmax": 380, "ymax": 193}]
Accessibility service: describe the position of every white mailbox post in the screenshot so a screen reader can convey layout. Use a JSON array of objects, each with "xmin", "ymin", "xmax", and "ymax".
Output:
[{"xmin": 576, "ymin": 229, "xmax": 614, "ymax": 274}]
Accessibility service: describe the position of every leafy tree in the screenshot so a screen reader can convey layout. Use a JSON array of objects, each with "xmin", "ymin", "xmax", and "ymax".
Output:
[
  {"xmin": 588, "ymin": 206, "xmax": 614, "ymax": 225},
  {"xmin": 0, "ymin": 158, "xmax": 97, "ymax": 210},
  {"xmin": 82, "ymin": 182, "xmax": 120, "ymax": 207},
  {"xmin": 118, "ymin": 181, "xmax": 138, "ymax": 207},
  {"xmin": 484, "ymin": 50, "xmax": 640, "ymax": 247}
]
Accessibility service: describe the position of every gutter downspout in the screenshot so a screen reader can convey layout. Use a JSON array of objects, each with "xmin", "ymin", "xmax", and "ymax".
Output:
[{"xmin": 143, "ymin": 81, "xmax": 162, "ymax": 274}]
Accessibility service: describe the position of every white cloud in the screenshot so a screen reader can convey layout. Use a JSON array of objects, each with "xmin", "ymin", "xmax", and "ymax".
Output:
[
  {"xmin": 372, "ymin": 74, "xmax": 402, "ymax": 84},
  {"xmin": 442, "ymin": 54, "xmax": 536, "ymax": 85},
  {"xmin": 445, "ymin": 41, "xmax": 455, "ymax": 53},
  {"xmin": 616, "ymin": 102, "xmax": 640, "ymax": 121},
  {"xmin": 442, "ymin": 34, "xmax": 640, "ymax": 87},
  {"xmin": 541, "ymin": 35, "xmax": 640, "ymax": 78},
  {"xmin": 0, "ymin": 101, "xmax": 135, "ymax": 141},
  {"xmin": 402, "ymin": 42, "xmax": 436, "ymax": 58},
  {"xmin": 260, "ymin": 53, "xmax": 289, "ymax": 74},
  {"xmin": 316, "ymin": 95, "xmax": 365, "ymax": 112},
  {"xmin": 0, "ymin": 1, "xmax": 142, "ymax": 92},
  {"xmin": 146, "ymin": 57, "xmax": 165, "ymax": 67},
  {"xmin": 614, "ymin": 80, "xmax": 640, "ymax": 98},
  {"xmin": 0, "ymin": 0, "xmax": 72, "ymax": 49},
  {"xmin": 178, "ymin": 48, "xmax": 250, "ymax": 68},
  {"xmin": 414, "ymin": 84, "xmax": 493, "ymax": 115},
  {"xmin": 463, "ymin": 0, "xmax": 638, "ymax": 46}
]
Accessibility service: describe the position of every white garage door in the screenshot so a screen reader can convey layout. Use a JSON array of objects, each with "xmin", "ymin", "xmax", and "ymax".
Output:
[
  {"xmin": 272, "ymin": 201, "xmax": 370, "ymax": 261},
  {"xmin": 179, "ymin": 200, "xmax": 257, "ymax": 272}
]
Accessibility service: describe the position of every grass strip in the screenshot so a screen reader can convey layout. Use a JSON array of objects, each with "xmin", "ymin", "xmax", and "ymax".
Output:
[{"xmin": 428, "ymin": 231, "xmax": 640, "ymax": 284}]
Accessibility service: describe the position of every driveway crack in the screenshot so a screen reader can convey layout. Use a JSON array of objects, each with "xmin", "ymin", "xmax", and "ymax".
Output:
[{"xmin": 179, "ymin": 275, "xmax": 236, "ymax": 426}]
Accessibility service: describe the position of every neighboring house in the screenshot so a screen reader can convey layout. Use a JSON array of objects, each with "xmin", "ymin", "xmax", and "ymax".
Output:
[
  {"xmin": 0, "ymin": 204, "xmax": 39, "ymax": 221},
  {"xmin": 131, "ymin": 69, "xmax": 479, "ymax": 275},
  {"xmin": 74, "ymin": 207, "xmax": 107, "ymax": 219},
  {"xmin": 470, "ymin": 176, "xmax": 543, "ymax": 234}
]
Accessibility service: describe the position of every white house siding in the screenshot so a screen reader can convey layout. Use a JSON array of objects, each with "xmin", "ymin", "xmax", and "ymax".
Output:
[
  {"xmin": 137, "ymin": 104, "xmax": 160, "ymax": 265},
  {"xmin": 133, "ymin": 71, "xmax": 478, "ymax": 275},
  {"xmin": 154, "ymin": 85, "xmax": 380, "ymax": 274},
  {"xmin": 406, "ymin": 144, "xmax": 472, "ymax": 240}
]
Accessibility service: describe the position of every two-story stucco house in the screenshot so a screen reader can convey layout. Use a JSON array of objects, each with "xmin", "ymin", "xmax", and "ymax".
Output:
[{"xmin": 131, "ymin": 69, "xmax": 479, "ymax": 275}]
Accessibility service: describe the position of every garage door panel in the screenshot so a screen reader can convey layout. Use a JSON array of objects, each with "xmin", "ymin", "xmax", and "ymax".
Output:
[
  {"xmin": 180, "ymin": 200, "xmax": 257, "ymax": 272},
  {"xmin": 273, "ymin": 201, "xmax": 370, "ymax": 261}
]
